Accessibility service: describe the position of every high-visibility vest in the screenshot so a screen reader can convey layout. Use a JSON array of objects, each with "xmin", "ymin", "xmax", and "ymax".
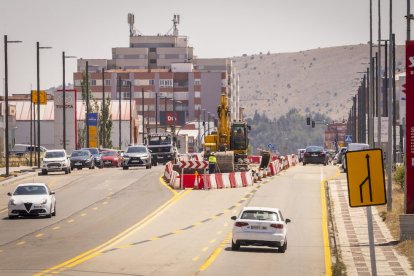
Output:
[{"xmin": 209, "ymin": 155, "xmax": 217, "ymax": 164}]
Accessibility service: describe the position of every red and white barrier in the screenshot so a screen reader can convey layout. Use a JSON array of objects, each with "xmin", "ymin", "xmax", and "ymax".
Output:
[
  {"xmin": 170, "ymin": 171, "xmax": 180, "ymax": 189},
  {"xmin": 248, "ymin": 156, "xmax": 262, "ymax": 164},
  {"xmin": 221, "ymin": 173, "xmax": 231, "ymax": 188}
]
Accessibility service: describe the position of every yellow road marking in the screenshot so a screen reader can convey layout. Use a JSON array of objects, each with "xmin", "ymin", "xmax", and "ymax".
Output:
[
  {"xmin": 199, "ymin": 232, "xmax": 232, "ymax": 271},
  {"xmin": 217, "ymin": 230, "xmax": 222, "ymax": 235},
  {"xmin": 174, "ymin": 230, "xmax": 183, "ymax": 234},
  {"xmin": 36, "ymin": 233, "xmax": 44, "ymax": 238},
  {"xmin": 80, "ymin": 213, "xmax": 87, "ymax": 217},
  {"xmin": 67, "ymin": 219, "xmax": 74, "ymax": 223},
  {"xmin": 223, "ymin": 223, "xmax": 228, "ymax": 227},
  {"xmin": 17, "ymin": 241, "xmax": 26, "ymax": 246},
  {"xmin": 35, "ymin": 188, "xmax": 192, "ymax": 275},
  {"xmin": 202, "ymin": 246, "xmax": 209, "ymax": 252},
  {"xmin": 92, "ymin": 207, "xmax": 98, "ymax": 211},
  {"xmin": 150, "ymin": 237, "xmax": 159, "ymax": 241},
  {"xmin": 159, "ymin": 175, "xmax": 178, "ymax": 196},
  {"xmin": 320, "ymin": 168, "xmax": 339, "ymax": 276},
  {"xmin": 53, "ymin": 226, "xmax": 60, "ymax": 230},
  {"xmin": 116, "ymin": 244, "xmax": 131, "ymax": 249},
  {"xmin": 102, "ymin": 201, "xmax": 108, "ymax": 205},
  {"xmin": 192, "ymin": 256, "xmax": 200, "ymax": 261},
  {"xmin": 0, "ymin": 209, "xmax": 7, "ymax": 214},
  {"xmin": 209, "ymin": 239, "xmax": 216, "ymax": 244}
]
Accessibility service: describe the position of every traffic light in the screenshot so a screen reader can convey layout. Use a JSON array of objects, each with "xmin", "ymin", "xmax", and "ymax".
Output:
[
  {"xmin": 312, "ymin": 121, "xmax": 315, "ymax": 128},
  {"xmin": 306, "ymin": 117, "xmax": 311, "ymax": 125}
]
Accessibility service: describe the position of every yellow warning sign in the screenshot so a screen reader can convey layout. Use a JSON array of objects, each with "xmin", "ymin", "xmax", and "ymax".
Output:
[
  {"xmin": 346, "ymin": 149, "xmax": 386, "ymax": 207},
  {"xmin": 31, "ymin": 90, "xmax": 47, "ymax": 104}
]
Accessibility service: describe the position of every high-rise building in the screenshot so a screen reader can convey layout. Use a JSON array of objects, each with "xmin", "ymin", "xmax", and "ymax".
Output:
[{"xmin": 73, "ymin": 14, "xmax": 240, "ymax": 136}]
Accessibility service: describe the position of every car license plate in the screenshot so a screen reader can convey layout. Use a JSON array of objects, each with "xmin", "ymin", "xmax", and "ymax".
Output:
[
  {"xmin": 131, "ymin": 160, "xmax": 138, "ymax": 163},
  {"xmin": 49, "ymin": 166, "xmax": 57, "ymax": 169},
  {"xmin": 250, "ymin": 225, "xmax": 267, "ymax": 230},
  {"xmin": 105, "ymin": 161, "xmax": 111, "ymax": 164},
  {"xmin": 75, "ymin": 162, "xmax": 81, "ymax": 165},
  {"xmin": 312, "ymin": 154, "xmax": 318, "ymax": 157}
]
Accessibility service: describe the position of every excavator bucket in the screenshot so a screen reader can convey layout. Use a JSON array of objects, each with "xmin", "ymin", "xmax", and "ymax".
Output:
[
  {"xmin": 214, "ymin": 151, "xmax": 234, "ymax": 173},
  {"xmin": 259, "ymin": 150, "xmax": 271, "ymax": 169}
]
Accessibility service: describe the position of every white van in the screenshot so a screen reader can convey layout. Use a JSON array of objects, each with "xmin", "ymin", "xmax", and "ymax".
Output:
[{"xmin": 342, "ymin": 143, "xmax": 370, "ymax": 172}]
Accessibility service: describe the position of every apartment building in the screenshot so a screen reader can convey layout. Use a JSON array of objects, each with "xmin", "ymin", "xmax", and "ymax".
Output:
[{"xmin": 73, "ymin": 15, "xmax": 240, "ymax": 135}]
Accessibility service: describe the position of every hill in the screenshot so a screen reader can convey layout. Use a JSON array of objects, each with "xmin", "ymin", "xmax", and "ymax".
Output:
[{"xmin": 232, "ymin": 44, "xmax": 405, "ymax": 122}]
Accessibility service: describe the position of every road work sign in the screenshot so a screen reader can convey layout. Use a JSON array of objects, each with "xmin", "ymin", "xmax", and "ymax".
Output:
[{"xmin": 345, "ymin": 149, "xmax": 386, "ymax": 207}]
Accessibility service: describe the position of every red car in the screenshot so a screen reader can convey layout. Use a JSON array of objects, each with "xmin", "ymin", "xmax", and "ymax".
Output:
[{"xmin": 101, "ymin": 150, "xmax": 122, "ymax": 167}]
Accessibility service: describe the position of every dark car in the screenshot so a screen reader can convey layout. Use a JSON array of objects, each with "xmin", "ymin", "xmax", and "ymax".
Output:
[
  {"xmin": 122, "ymin": 145, "xmax": 152, "ymax": 170},
  {"xmin": 303, "ymin": 146, "xmax": 329, "ymax": 166},
  {"xmin": 81, "ymin": 148, "xmax": 103, "ymax": 168},
  {"xmin": 70, "ymin": 150, "xmax": 95, "ymax": 170}
]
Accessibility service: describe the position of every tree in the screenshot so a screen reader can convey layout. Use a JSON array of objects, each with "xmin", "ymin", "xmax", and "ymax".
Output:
[{"xmin": 99, "ymin": 97, "xmax": 113, "ymax": 148}]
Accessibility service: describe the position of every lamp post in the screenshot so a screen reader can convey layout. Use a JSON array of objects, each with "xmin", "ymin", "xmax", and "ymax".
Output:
[
  {"xmin": 101, "ymin": 68, "xmax": 105, "ymax": 148},
  {"xmin": 118, "ymin": 76, "xmax": 122, "ymax": 149},
  {"xmin": 36, "ymin": 42, "xmax": 52, "ymax": 168},
  {"xmin": 155, "ymin": 92, "xmax": 158, "ymax": 133},
  {"xmin": 141, "ymin": 88, "xmax": 145, "ymax": 143},
  {"xmin": 4, "ymin": 35, "xmax": 22, "ymax": 176},
  {"xmin": 85, "ymin": 61, "xmax": 90, "ymax": 148},
  {"xmin": 129, "ymin": 81, "xmax": 132, "ymax": 145},
  {"xmin": 62, "ymin": 52, "xmax": 76, "ymax": 150}
]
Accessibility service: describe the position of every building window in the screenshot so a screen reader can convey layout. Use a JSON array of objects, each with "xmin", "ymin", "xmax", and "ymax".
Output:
[
  {"xmin": 91, "ymin": 80, "xmax": 97, "ymax": 86},
  {"xmin": 149, "ymin": 48, "xmax": 156, "ymax": 52},
  {"xmin": 194, "ymin": 79, "xmax": 201, "ymax": 85},
  {"xmin": 105, "ymin": 79, "xmax": 111, "ymax": 86},
  {"xmin": 149, "ymin": 79, "xmax": 155, "ymax": 85},
  {"xmin": 159, "ymin": 79, "xmax": 173, "ymax": 88},
  {"xmin": 195, "ymin": 91, "xmax": 201, "ymax": 97},
  {"xmin": 150, "ymin": 59, "xmax": 157, "ymax": 64}
]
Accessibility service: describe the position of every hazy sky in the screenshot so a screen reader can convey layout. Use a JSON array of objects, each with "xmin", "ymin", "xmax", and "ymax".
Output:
[{"xmin": 0, "ymin": 0, "xmax": 409, "ymax": 95}]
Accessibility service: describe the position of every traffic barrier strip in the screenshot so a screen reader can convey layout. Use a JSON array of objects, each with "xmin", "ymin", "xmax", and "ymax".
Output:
[
  {"xmin": 248, "ymin": 156, "xmax": 262, "ymax": 164},
  {"xmin": 170, "ymin": 171, "xmax": 180, "ymax": 189},
  {"xmin": 215, "ymin": 173, "xmax": 224, "ymax": 189},
  {"xmin": 246, "ymin": 171, "xmax": 254, "ymax": 186},
  {"xmin": 229, "ymin": 172, "xmax": 237, "ymax": 188},
  {"xmin": 269, "ymin": 162, "xmax": 276, "ymax": 176},
  {"xmin": 222, "ymin": 173, "xmax": 231, "ymax": 188},
  {"xmin": 235, "ymin": 172, "xmax": 243, "ymax": 188},
  {"xmin": 240, "ymin": 172, "xmax": 248, "ymax": 187}
]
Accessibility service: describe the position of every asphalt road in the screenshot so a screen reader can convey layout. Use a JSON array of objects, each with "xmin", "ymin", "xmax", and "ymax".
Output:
[
  {"xmin": 0, "ymin": 165, "xmax": 172, "ymax": 275},
  {"xmin": 0, "ymin": 163, "xmax": 340, "ymax": 276}
]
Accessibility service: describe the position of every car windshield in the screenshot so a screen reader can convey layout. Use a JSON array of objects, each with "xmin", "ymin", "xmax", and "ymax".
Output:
[
  {"xmin": 82, "ymin": 148, "xmax": 99, "ymax": 155},
  {"xmin": 45, "ymin": 151, "xmax": 65, "ymax": 158},
  {"xmin": 126, "ymin": 147, "xmax": 147, "ymax": 153},
  {"xmin": 148, "ymin": 136, "xmax": 171, "ymax": 145},
  {"xmin": 101, "ymin": 151, "xmax": 116, "ymax": 157},
  {"xmin": 306, "ymin": 146, "xmax": 324, "ymax": 152},
  {"xmin": 14, "ymin": 185, "xmax": 47, "ymax": 195},
  {"xmin": 241, "ymin": 210, "xmax": 279, "ymax": 221},
  {"xmin": 71, "ymin": 151, "xmax": 89, "ymax": 157}
]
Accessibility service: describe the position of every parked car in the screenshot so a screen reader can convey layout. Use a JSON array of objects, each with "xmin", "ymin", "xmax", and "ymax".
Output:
[
  {"xmin": 101, "ymin": 150, "xmax": 122, "ymax": 167},
  {"xmin": 81, "ymin": 148, "xmax": 103, "ymax": 168},
  {"xmin": 7, "ymin": 183, "xmax": 56, "ymax": 219},
  {"xmin": 122, "ymin": 145, "xmax": 152, "ymax": 170},
  {"xmin": 41, "ymin": 149, "xmax": 71, "ymax": 175},
  {"xmin": 303, "ymin": 146, "xmax": 329, "ymax": 166},
  {"xmin": 342, "ymin": 143, "xmax": 370, "ymax": 173},
  {"xmin": 70, "ymin": 150, "xmax": 95, "ymax": 170},
  {"xmin": 335, "ymin": 147, "xmax": 348, "ymax": 165},
  {"xmin": 10, "ymin": 144, "xmax": 47, "ymax": 156},
  {"xmin": 297, "ymin": 148, "xmax": 306, "ymax": 162},
  {"xmin": 231, "ymin": 206, "xmax": 291, "ymax": 253}
]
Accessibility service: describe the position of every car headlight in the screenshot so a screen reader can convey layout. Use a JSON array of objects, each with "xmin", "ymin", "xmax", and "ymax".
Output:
[
  {"xmin": 41, "ymin": 198, "xmax": 47, "ymax": 205},
  {"xmin": 10, "ymin": 199, "xmax": 16, "ymax": 206}
]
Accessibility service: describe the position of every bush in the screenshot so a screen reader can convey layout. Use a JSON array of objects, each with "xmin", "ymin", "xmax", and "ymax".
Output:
[{"xmin": 394, "ymin": 165, "xmax": 405, "ymax": 189}]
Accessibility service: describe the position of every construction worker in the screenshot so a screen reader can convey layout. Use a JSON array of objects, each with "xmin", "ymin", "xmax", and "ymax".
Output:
[{"xmin": 208, "ymin": 152, "xmax": 217, "ymax": 174}]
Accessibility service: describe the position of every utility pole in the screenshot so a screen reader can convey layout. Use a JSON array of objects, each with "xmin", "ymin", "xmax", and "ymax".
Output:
[
  {"xmin": 118, "ymin": 76, "xmax": 121, "ymax": 149},
  {"xmin": 377, "ymin": 0, "xmax": 382, "ymax": 149},
  {"xmin": 102, "ymin": 67, "xmax": 105, "ymax": 148},
  {"xmin": 129, "ymin": 81, "xmax": 132, "ymax": 145},
  {"xmin": 141, "ymin": 88, "xmax": 145, "ymax": 144},
  {"xmin": 86, "ymin": 61, "xmax": 90, "ymax": 148}
]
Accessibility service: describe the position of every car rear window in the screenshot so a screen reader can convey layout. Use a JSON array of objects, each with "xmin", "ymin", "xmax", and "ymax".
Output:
[
  {"xmin": 45, "ymin": 151, "xmax": 65, "ymax": 158},
  {"xmin": 126, "ymin": 147, "xmax": 147, "ymax": 153},
  {"xmin": 101, "ymin": 151, "xmax": 116, "ymax": 156},
  {"xmin": 306, "ymin": 146, "xmax": 323, "ymax": 152},
  {"xmin": 241, "ymin": 210, "xmax": 279, "ymax": 221}
]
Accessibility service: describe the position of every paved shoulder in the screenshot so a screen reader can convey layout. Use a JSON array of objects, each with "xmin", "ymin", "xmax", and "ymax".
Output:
[{"xmin": 329, "ymin": 179, "xmax": 412, "ymax": 275}]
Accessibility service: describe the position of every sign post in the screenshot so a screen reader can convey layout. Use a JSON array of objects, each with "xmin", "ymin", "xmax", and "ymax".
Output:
[
  {"xmin": 346, "ymin": 149, "xmax": 386, "ymax": 276},
  {"xmin": 405, "ymin": 41, "xmax": 414, "ymax": 214}
]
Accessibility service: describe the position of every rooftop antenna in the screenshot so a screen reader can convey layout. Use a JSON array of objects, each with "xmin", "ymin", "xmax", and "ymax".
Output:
[
  {"xmin": 173, "ymin": 14, "xmax": 180, "ymax": 36},
  {"xmin": 127, "ymin": 13, "xmax": 142, "ymax": 37}
]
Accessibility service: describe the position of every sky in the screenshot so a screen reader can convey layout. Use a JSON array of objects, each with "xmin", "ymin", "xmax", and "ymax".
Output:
[{"xmin": 0, "ymin": 0, "xmax": 410, "ymax": 96}]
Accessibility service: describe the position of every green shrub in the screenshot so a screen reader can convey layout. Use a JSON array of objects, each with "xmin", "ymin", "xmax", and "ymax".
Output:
[{"xmin": 393, "ymin": 165, "xmax": 405, "ymax": 189}]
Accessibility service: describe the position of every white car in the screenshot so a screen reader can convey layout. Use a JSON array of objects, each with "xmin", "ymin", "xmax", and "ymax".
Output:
[
  {"xmin": 41, "ymin": 149, "xmax": 71, "ymax": 175},
  {"xmin": 231, "ymin": 206, "xmax": 290, "ymax": 253},
  {"xmin": 342, "ymin": 143, "xmax": 370, "ymax": 172},
  {"xmin": 7, "ymin": 183, "xmax": 56, "ymax": 219}
]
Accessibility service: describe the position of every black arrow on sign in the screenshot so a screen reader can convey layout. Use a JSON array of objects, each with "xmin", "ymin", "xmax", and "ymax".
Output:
[{"xmin": 359, "ymin": 154, "xmax": 373, "ymax": 203}]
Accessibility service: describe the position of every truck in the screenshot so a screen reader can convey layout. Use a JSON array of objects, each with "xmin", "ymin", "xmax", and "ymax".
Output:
[{"xmin": 145, "ymin": 133, "xmax": 176, "ymax": 165}]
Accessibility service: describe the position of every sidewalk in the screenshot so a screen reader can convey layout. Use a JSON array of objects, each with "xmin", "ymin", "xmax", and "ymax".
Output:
[
  {"xmin": 329, "ymin": 178, "xmax": 413, "ymax": 275},
  {"xmin": 0, "ymin": 166, "xmax": 38, "ymax": 186}
]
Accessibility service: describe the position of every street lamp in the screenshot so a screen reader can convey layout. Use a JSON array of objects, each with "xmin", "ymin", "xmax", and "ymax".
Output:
[
  {"xmin": 141, "ymin": 88, "xmax": 145, "ymax": 144},
  {"xmin": 4, "ymin": 35, "xmax": 22, "ymax": 176},
  {"xmin": 62, "ymin": 52, "xmax": 76, "ymax": 150},
  {"xmin": 36, "ymin": 42, "xmax": 52, "ymax": 168},
  {"xmin": 160, "ymin": 96, "xmax": 171, "ymax": 132},
  {"xmin": 118, "ymin": 76, "xmax": 122, "ymax": 149},
  {"xmin": 128, "ymin": 81, "xmax": 132, "ymax": 145}
]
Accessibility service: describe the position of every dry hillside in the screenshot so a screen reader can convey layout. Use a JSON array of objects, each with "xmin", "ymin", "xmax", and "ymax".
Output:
[{"xmin": 232, "ymin": 44, "xmax": 405, "ymax": 121}]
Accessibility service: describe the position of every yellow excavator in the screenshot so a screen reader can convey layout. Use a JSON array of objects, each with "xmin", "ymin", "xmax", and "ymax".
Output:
[{"xmin": 204, "ymin": 94, "xmax": 250, "ymax": 172}]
